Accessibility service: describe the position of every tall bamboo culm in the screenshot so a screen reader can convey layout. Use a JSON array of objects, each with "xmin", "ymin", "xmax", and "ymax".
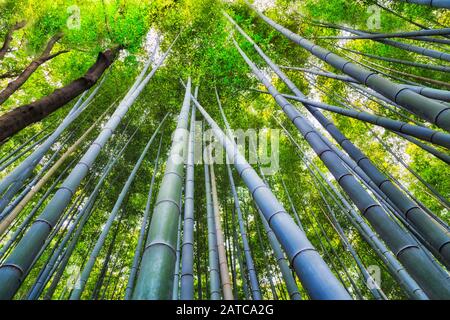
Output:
[
  {"xmin": 133, "ymin": 78, "xmax": 192, "ymax": 300},
  {"xmin": 208, "ymin": 153, "xmax": 234, "ymax": 300},
  {"xmin": 187, "ymin": 83, "xmax": 351, "ymax": 300},
  {"xmin": 0, "ymin": 37, "xmax": 178, "ymax": 300}
]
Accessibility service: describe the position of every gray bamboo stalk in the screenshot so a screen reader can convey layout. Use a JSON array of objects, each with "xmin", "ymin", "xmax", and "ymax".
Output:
[
  {"xmin": 253, "ymin": 215, "xmax": 278, "ymax": 299},
  {"xmin": 309, "ymin": 80, "xmax": 450, "ymax": 161},
  {"xmin": 343, "ymin": 52, "xmax": 450, "ymax": 89},
  {"xmin": 346, "ymin": 83, "xmax": 427, "ymax": 126},
  {"xmin": 233, "ymin": 37, "xmax": 450, "ymax": 299},
  {"xmin": 397, "ymin": 0, "xmax": 450, "ymax": 9},
  {"xmin": 69, "ymin": 114, "xmax": 168, "ymax": 299},
  {"xmin": 244, "ymin": 4, "xmax": 450, "ymax": 131},
  {"xmin": 180, "ymin": 86, "xmax": 198, "ymax": 300},
  {"xmin": 90, "ymin": 224, "xmax": 120, "ymax": 300},
  {"xmin": 281, "ymin": 64, "xmax": 450, "ymax": 102},
  {"xmin": 313, "ymin": 28, "xmax": 450, "ymax": 40},
  {"xmin": 231, "ymin": 206, "xmax": 251, "ymax": 299},
  {"xmin": 133, "ymin": 77, "xmax": 191, "ymax": 300},
  {"xmin": 372, "ymin": 132, "xmax": 450, "ymax": 210},
  {"xmin": 21, "ymin": 173, "xmax": 96, "ymax": 290},
  {"xmin": 395, "ymin": 132, "xmax": 450, "ymax": 165},
  {"xmin": 255, "ymin": 203, "xmax": 302, "ymax": 300},
  {"xmin": 0, "ymin": 157, "xmax": 77, "ymax": 260},
  {"xmin": 336, "ymin": 46, "xmax": 450, "ymax": 73},
  {"xmin": 0, "ymin": 133, "xmax": 52, "ymax": 174},
  {"xmin": 303, "ymin": 76, "xmax": 441, "ymax": 236},
  {"xmin": 385, "ymin": 170, "xmax": 449, "ymax": 230},
  {"xmin": 224, "ymin": 203, "xmax": 238, "ymax": 300},
  {"xmin": 229, "ymin": 21, "xmax": 450, "ymax": 274},
  {"xmin": 215, "ymin": 87, "xmax": 262, "ymax": 300},
  {"xmin": 0, "ymin": 137, "xmax": 70, "ymax": 242},
  {"xmin": 124, "ymin": 135, "xmax": 163, "ymax": 299},
  {"xmin": 188, "ymin": 84, "xmax": 351, "ymax": 300},
  {"xmin": 172, "ymin": 213, "xmax": 182, "ymax": 300},
  {"xmin": 313, "ymin": 82, "xmax": 450, "ymax": 221},
  {"xmin": 0, "ymin": 75, "xmax": 105, "ymax": 214},
  {"xmin": 306, "ymin": 208, "xmax": 363, "ymax": 299},
  {"xmin": 43, "ymin": 126, "xmax": 142, "ymax": 300},
  {"xmin": 209, "ymin": 156, "xmax": 234, "ymax": 300},
  {"xmin": 195, "ymin": 202, "xmax": 204, "ymax": 300},
  {"xmin": 279, "ymin": 177, "xmax": 303, "ymax": 228},
  {"xmin": 26, "ymin": 169, "xmax": 107, "ymax": 300},
  {"xmin": 0, "ymin": 134, "xmax": 66, "ymax": 221},
  {"xmin": 0, "ymin": 106, "xmax": 110, "ymax": 235},
  {"xmin": 252, "ymin": 164, "xmax": 303, "ymax": 300},
  {"xmin": 316, "ymin": 194, "xmax": 387, "ymax": 300},
  {"xmin": 0, "ymin": 130, "xmax": 44, "ymax": 167},
  {"xmin": 318, "ymin": 22, "xmax": 450, "ymax": 62},
  {"xmin": 370, "ymin": 0, "xmax": 446, "ymax": 30},
  {"xmin": 0, "ymin": 37, "xmax": 178, "ymax": 299},
  {"xmin": 204, "ymin": 144, "xmax": 221, "ymax": 300},
  {"xmin": 27, "ymin": 126, "xmax": 134, "ymax": 299},
  {"xmin": 275, "ymin": 117, "xmax": 428, "ymax": 299},
  {"xmin": 0, "ymin": 132, "xmax": 49, "ymax": 171},
  {"xmin": 279, "ymin": 65, "xmax": 357, "ymax": 83},
  {"xmin": 279, "ymin": 93, "xmax": 450, "ymax": 149}
]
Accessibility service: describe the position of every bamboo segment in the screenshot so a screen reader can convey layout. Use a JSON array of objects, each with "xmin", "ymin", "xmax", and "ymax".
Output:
[
  {"xmin": 133, "ymin": 77, "xmax": 191, "ymax": 300},
  {"xmin": 244, "ymin": 3, "xmax": 450, "ymax": 131},
  {"xmin": 0, "ymin": 106, "xmax": 111, "ymax": 236},
  {"xmin": 276, "ymin": 117, "xmax": 428, "ymax": 299},
  {"xmin": 187, "ymin": 82, "xmax": 351, "ymax": 300},
  {"xmin": 398, "ymin": 1, "xmax": 450, "ymax": 11},
  {"xmin": 43, "ymin": 127, "xmax": 143, "ymax": 300},
  {"xmin": 125, "ymin": 135, "xmax": 163, "ymax": 299},
  {"xmin": 204, "ymin": 141, "xmax": 222, "ymax": 300},
  {"xmin": 232, "ymin": 37, "xmax": 450, "ymax": 299},
  {"xmin": 0, "ymin": 77, "xmax": 104, "ymax": 207},
  {"xmin": 215, "ymin": 87, "xmax": 262, "ymax": 300},
  {"xmin": 209, "ymin": 158, "xmax": 234, "ymax": 300},
  {"xmin": 69, "ymin": 114, "xmax": 168, "ymax": 300},
  {"xmin": 227, "ymin": 15, "xmax": 450, "ymax": 282},
  {"xmin": 180, "ymin": 86, "xmax": 198, "ymax": 300},
  {"xmin": 0, "ymin": 38, "xmax": 177, "ymax": 299},
  {"xmin": 172, "ymin": 213, "xmax": 182, "ymax": 300}
]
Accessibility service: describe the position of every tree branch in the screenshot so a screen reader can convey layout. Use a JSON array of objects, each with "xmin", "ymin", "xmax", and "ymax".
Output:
[
  {"xmin": 0, "ymin": 33, "xmax": 67, "ymax": 105},
  {"xmin": 0, "ymin": 46, "xmax": 121, "ymax": 141},
  {"xmin": 0, "ymin": 20, "xmax": 26, "ymax": 60}
]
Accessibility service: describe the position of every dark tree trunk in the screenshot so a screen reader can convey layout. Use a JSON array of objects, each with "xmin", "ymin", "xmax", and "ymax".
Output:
[
  {"xmin": 0, "ymin": 21, "xmax": 26, "ymax": 60},
  {"xmin": 0, "ymin": 46, "xmax": 120, "ymax": 142},
  {"xmin": 0, "ymin": 33, "xmax": 68, "ymax": 105}
]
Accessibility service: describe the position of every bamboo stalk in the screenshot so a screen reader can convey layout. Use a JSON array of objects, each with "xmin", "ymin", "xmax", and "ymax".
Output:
[
  {"xmin": 232, "ymin": 36, "xmax": 450, "ymax": 298},
  {"xmin": 125, "ymin": 135, "xmax": 163, "ymax": 299},
  {"xmin": 133, "ymin": 76, "xmax": 191, "ymax": 300},
  {"xmin": 0, "ymin": 37, "xmax": 177, "ymax": 299},
  {"xmin": 187, "ymin": 82, "xmax": 351, "ymax": 300},
  {"xmin": 0, "ymin": 106, "xmax": 111, "ymax": 236},
  {"xmin": 203, "ymin": 132, "xmax": 222, "ymax": 300},
  {"xmin": 209, "ymin": 157, "xmax": 234, "ymax": 300},
  {"xmin": 69, "ymin": 114, "xmax": 168, "ymax": 299},
  {"xmin": 242, "ymin": 4, "xmax": 450, "ymax": 130},
  {"xmin": 180, "ymin": 86, "xmax": 199, "ymax": 300}
]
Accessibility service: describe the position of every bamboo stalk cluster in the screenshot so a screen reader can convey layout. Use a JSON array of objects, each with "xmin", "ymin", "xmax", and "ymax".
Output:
[{"xmin": 0, "ymin": 1, "xmax": 449, "ymax": 301}]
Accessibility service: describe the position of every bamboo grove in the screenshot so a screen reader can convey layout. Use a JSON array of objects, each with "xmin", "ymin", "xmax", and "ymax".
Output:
[{"xmin": 0, "ymin": 0, "xmax": 449, "ymax": 300}]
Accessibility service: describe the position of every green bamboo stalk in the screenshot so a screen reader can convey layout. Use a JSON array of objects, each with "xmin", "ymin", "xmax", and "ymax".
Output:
[
  {"xmin": 133, "ymin": 78, "xmax": 192, "ymax": 300},
  {"xmin": 243, "ymin": 4, "xmax": 450, "ymax": 130},
  {"xmin": 69, "ymin": 114, "xmax": 168, "ymax": 299},
  {"xmin": 209, "ymin": 157, "xmax": 234, "ymax": 300}
]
